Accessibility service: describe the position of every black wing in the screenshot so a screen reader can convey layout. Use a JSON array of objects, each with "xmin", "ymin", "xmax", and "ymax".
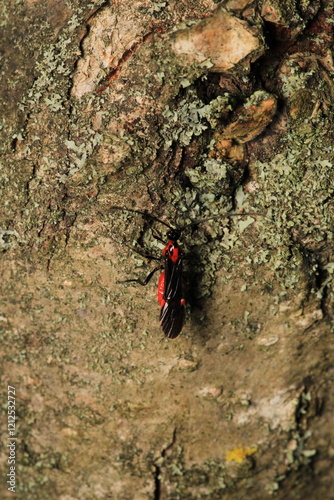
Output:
[{"xmin": 159, "ymin": 257, "xmax": 185, "ymax": 339}]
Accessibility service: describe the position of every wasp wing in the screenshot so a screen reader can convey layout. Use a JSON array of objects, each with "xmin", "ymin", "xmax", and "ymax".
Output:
[{"xmin": 159, "ymin": 257, "xmax": 185, "ymax": 339}]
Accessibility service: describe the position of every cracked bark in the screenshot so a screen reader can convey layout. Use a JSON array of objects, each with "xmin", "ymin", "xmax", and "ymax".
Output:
[{"xmin": 1, "ymin": 1, "xmax": 334, "ymax": 499}]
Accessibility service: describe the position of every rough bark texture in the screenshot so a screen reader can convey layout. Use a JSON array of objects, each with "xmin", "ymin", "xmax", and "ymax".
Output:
[{"xmin": 1, "ymin": 0, "xmax": 334, "ymax": 499}]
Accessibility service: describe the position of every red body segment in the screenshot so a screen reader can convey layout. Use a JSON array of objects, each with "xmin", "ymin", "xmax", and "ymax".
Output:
[
  {"xmin": 157, "ymin": 271, "xmax": 166, "ymax": 307},
  {"xmin": 162, "ymin": 240, "xmax": 181, "ymax": 262}
]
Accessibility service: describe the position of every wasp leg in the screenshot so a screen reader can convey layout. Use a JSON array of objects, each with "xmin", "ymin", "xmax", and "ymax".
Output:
[{"xmin": 117, "ymin": 265, "xmax": 163, "ymax": 286}]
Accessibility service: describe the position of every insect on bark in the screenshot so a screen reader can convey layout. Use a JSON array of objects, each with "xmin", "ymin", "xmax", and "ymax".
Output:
[{"xmin": 112, "ymin": 207, "xmax": 263, "ymax": 339}]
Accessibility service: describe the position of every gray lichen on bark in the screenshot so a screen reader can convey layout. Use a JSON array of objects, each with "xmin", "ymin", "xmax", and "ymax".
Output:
[{"xmin": 0, "ymin": 0, "xmax": 334, "ymax": 499}]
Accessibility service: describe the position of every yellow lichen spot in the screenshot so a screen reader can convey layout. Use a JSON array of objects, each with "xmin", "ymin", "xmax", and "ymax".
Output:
[{"xmin": 226, "ymin": 446, "xmax": 258, "ymax": 464}]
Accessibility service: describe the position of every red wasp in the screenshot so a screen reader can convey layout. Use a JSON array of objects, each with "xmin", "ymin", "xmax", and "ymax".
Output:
[
  {"xmin": 157, "ymin": 227, "xmax": 185, "ymax": 338},
  {"xmin": 112, "ymin": 207, "xmax": 262, "ymax": 339}
]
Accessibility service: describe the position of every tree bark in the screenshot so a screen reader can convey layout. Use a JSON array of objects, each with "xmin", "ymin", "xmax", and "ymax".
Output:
[{"xmin": 1, "ymin": 0, "xmax": 334, "ymax": 498}]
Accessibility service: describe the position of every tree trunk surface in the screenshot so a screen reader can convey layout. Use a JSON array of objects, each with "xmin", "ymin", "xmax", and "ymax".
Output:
[{"xmin": 1, "ymin": 0, "xmax": 334, "ymax": 498}]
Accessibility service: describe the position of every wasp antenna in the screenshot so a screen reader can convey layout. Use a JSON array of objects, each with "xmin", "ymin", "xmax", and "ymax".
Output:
[
  {"xmin": 180, "ymin": 211, "xmax": 266, "ymax": 230},
  {"xmin": 222, "ymin": 211, "xmax": 266, "ymax": 218},
  {"xmin": 108, "ymin": 205, "xmax": 174, "ymax": 230}
]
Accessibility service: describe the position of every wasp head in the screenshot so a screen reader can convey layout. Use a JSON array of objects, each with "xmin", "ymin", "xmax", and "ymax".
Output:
[{"xmin": 166, "ymin": 229, "xmax": 181, "ymax": 242}]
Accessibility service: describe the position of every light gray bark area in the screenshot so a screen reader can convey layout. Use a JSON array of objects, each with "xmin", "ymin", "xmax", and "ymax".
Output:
[{"xmin": 1, "ymin": 0, "xmax": 333, "ymax": 499}]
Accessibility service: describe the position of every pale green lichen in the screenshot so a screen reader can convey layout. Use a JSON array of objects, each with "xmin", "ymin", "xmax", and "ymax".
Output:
[
  {"xmin": 1, "ymin": 3, "xmax": 333, "ymax": 499},
  {"xmin": 161, "ymin": 92, "xmax": 233, "ymax": 149}
]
